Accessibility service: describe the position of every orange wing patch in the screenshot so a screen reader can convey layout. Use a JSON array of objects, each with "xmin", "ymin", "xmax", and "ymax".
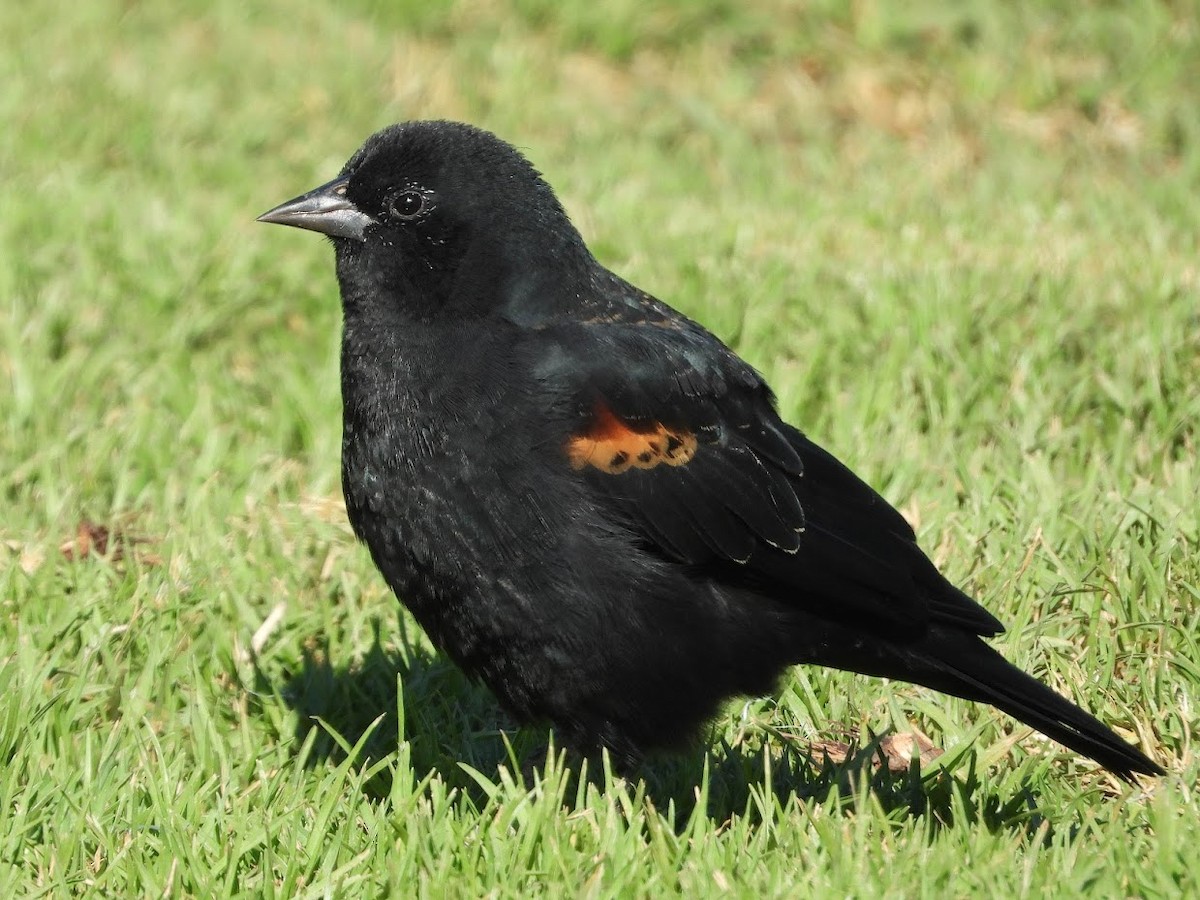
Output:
[{"xmin": 566, "ymin": 403, "xmax": 697, "ymax": 474}]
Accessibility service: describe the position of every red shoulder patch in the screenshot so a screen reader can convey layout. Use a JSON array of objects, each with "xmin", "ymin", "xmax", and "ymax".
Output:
[{"xmin": 566, "ymin": 403, "xmax": 697, "ymax": 474}]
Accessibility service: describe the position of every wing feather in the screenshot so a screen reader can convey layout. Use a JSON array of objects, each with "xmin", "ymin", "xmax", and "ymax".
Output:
[{"xmin": 526, "ymin": 285, "xmax": 1003, "ymax": 640}]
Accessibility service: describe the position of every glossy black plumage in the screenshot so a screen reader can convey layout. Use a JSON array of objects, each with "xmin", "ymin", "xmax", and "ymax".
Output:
[{"xmin": 259, "ymin": 120, "xmax": 1163, "ymax": 780}]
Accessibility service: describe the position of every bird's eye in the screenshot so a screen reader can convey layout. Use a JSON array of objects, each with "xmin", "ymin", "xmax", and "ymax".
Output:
[{"xmin": 387, "ymin": 190, "xmax": 427, "ymax": 221}]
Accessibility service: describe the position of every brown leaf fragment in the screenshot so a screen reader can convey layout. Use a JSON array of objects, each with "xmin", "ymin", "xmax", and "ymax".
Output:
[
  {"xmin": 806, "ymin": 729, "xmax": 944, "ymax": 773},
  {"xmin": 878, "ymin": 730, "xmax": 944, "ymax": 773},
  {"xmin": 61, "ymin": 521, "xmax": 114, "ymax": 560},
  {"xmin": 59, "ymin": 519, "xmax": 161, "ymax": 565},
  {"xmin": 806, "ymin": 739, "xmax": 853, "ymax": 766}
]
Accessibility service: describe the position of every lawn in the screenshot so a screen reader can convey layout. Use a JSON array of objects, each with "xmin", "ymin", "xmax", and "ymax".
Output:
[{"xmin": 2, "ymin": 0, "xmax": 1197, "ymax": 895}]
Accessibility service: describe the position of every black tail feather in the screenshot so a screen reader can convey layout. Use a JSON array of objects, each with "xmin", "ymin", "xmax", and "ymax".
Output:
[{"xmin": 908, "ymin": 632, "xmax": 1164, "ymax": 781}]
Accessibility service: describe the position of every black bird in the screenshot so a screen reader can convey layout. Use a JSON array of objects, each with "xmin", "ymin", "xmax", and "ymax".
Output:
[{"xmin": 258, "ymin": 121, "xmax": 1163, "ymax": 780}]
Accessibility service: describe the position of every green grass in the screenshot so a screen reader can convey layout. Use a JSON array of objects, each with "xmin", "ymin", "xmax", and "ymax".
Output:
[{"xmin": 2, "ymin": 0, "xmax": 1197, "ymax": 895}]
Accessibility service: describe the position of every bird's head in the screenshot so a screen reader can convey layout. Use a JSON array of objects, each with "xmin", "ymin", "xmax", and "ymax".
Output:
[{"xmin": 258, "ymin": 120, "xmax": 590, "ymax": 321}]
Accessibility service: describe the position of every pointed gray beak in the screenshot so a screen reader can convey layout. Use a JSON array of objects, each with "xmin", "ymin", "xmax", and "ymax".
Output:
[{"xmin": 257, "ymin": 177, "xmax": 376, "ymax": 241}]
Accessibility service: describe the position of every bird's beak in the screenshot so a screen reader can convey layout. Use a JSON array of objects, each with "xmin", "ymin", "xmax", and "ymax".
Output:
[{"xmin": 257, "ymin": 177, "xmax": 376, "ymax": 242}]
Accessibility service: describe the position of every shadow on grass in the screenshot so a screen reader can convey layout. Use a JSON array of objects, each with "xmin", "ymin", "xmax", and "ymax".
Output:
[{"xmin": 256, "ymin": 616, "xmax": 1046, "ymax": 839}]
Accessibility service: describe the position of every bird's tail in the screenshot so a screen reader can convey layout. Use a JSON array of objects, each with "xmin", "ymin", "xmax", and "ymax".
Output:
[
  {"xmin": 808, "ymin": 625, "xmax": 1166, "ymax": 780},
  {"xmin": 893, "ymin": 630, "xmax": 1165, "ymax": 780}
]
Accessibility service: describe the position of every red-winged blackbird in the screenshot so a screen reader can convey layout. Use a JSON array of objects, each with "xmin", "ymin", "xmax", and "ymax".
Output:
[{"xmin": 259, "ymin": 120, "xmax": 1163, "ymax": 780}]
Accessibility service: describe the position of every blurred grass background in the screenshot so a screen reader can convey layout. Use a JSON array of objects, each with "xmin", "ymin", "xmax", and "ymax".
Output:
[{"xmin": 2, "ymin": 0, "xmax": 1197, "ymax": 895}]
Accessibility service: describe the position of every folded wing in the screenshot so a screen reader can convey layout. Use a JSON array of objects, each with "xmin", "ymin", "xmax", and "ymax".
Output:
[{"xmin": 527, "ymin": 301, "xmax": 1003, "ymax": 641}]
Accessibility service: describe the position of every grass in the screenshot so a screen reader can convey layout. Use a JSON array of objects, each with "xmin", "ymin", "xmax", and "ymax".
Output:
[{"xmin": 2, "ymin": 0, "xmax": 1197, "ymax": 895}]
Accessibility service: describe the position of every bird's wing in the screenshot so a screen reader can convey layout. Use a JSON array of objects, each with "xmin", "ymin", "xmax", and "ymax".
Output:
[{"xmin": 528, "ymin": 304, "xmax": 1003, "ymax": 640}]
